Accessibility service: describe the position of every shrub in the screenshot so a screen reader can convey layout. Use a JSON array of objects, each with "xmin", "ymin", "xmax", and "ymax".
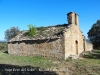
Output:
[
  {"xmin": 0, "ymin": 42, "xmax": 7, "ymax": 51},
  {"xmin": 37, "ymin": 27, "xmax": 46, "ymax": 31},
  {"xmin": 5, "ymin": 27, "xmax": 20, "ymax": 41},
  {"xmin": 66, "ymin": 58, "xmax": 72, "ymax": 62},
  {"xmin": 27, "ymin": 24, "xmax": 36, "ymax": 37}
]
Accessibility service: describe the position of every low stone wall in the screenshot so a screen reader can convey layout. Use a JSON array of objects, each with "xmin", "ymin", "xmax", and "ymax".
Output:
[
  {"xmin": 8, "ymin": 38, "xmax": 65, "ymax": 59},
  {"xmin": 86, "ymin": 41, "xmax": 93, "ymax": 51}
]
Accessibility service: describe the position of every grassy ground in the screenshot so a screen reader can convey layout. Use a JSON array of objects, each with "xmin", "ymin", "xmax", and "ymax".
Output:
[
  {"xmin": 0, "ymin": 42, "xmax": 100, "ymax": 75},
  {"xmin": 0, "ymin": 50, "xmax": 100, "ymax": 75}
]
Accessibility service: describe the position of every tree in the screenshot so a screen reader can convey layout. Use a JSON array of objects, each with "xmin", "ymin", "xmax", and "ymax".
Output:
[
  {"xmin": 87, "ymin": 20, "xmax": 100, "ymax": 49},
  {"xmin": 27, "ymin": 24, "xmax": 36, "ymax": 37},
  {"xmin": 5, "ymin": 27, "xmax": 20, "ymax": 41}
]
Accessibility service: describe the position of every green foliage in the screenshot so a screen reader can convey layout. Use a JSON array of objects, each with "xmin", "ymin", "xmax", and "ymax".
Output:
[
  {"xmin": 92, "ymin": 50, "xmax": 100, "ymax": 53},
  {"xmin": 66, "ymin": 58, "xmax": 72, "ymax": 62},
  {"xmin": 84, "ymin": 50, "xmax": 100, "ymax": 59},
  {"xmin": 37, "ymin": 27, "xmax": 46, "ymax": 31},
  {"xmin": 0, "ymin": 50, "xmax": 53, "ymax": 68},
  {"xmin": 27, "ymin": 24, "xmax": 36, "ymax": 37},
  {"xmin": 0, "ymin": 50, "xmax": 100, "ymax": 74},
  {"xmin": 0, "ymin": 42, "xmax": 7, "ymax": 51},
  {"xmin": 87, "ymin": 20, "xmax": 100, "ymax": 49},
  {"xmin": 75, "ymin": 62, "xmax": 84, "ymax": 68},
  {"xmin": 5, "ymin": 27, "xmax": 20, "ymax": 41}
]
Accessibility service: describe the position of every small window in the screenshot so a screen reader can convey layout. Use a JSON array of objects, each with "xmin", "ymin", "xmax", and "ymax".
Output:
[{"xmin": 75, "ymin": 14, "xmax": 77, "ymax": 25}]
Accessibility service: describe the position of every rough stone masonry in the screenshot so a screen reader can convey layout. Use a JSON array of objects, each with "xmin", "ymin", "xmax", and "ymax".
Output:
[{"xmin": 8, "ymin": 12, "xmax": 93, "ymax": 60}]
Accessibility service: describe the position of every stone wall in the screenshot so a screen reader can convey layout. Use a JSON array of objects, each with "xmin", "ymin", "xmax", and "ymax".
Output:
[
  {"xmin": 64, "ymin": 12, "xmax": 93, "ymax": 59},
  {"xmin": 86, "ymin": 41, "xmax": 93, "ymax": 51},
  {"xmin": 8, "ymin": 38, "xmax": 65, "ymax": 59},
  {"xmin": 64, "ymin": 24, "xmax": 85, "ymax": 59}
]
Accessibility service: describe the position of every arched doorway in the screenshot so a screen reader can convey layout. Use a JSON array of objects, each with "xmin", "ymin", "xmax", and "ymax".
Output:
[{"xmin": 75, "ymin": 40, "xmax": 78, "ymax": 55}]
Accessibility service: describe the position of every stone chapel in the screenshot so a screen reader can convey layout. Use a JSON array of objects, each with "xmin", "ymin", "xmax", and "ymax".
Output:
[{"xmin": 8, "ymin": 12, "xmax": 93, "ymax": 60}]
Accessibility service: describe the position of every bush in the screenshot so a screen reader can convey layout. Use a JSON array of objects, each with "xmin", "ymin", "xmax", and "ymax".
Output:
[
  {"xmin": 66, "ymin": 58, "xmax": 72, "ymax": 62},
  {"xmin": 0, "ymin": 42, "xmax": 7, "ymax": 51},
  {"xmin": 5, "ymin": 27, "xmax": 20, "ymax": 41},
  {"xmin": 27, "ymin": 24, "xmax": 36, "ymax": 37},
  {"xmin": 92, "ymin": 50, "xmax": 100, "ymax": 53},
  {"xmin": 37, "ymin": 27, "xmax": 46, "ymax": 31}
]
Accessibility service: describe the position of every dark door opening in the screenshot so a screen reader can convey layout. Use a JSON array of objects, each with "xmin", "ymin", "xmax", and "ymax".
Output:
[{"xmin": 75, "ymin": 40, "xmax": 78, "ymax": 55}]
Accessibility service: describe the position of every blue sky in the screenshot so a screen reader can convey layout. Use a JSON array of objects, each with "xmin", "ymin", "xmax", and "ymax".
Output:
[{"xmin": 0, "ymin": 0, "xmax": 100, "ymax": 41}]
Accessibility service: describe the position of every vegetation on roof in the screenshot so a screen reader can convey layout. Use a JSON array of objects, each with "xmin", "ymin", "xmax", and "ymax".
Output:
[
  {"xmin": 23, "ymin": 24, "xmax": 68, "ymax": 39},
  {"xmin": 27, "ymin": 24, "xmax": 36, "ymax": 37},
  {"xmin": 7, "ymin": 24, "xmax": 69, "ymax": 42}
]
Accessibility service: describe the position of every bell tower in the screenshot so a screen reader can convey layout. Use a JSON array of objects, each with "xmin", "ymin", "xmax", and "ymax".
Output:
[{"xmin": 67, "ymin": 12, "xmax": 79, "ymax": 26}]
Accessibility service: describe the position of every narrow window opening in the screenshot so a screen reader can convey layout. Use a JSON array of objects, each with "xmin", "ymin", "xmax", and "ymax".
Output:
[
  {"xmin": 75, "ymin": 14, "xmax": 77, "ymax": 25},
  {"xmin": 75, "ymin": 40, "xmax": 78, "ymax": 55}
]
